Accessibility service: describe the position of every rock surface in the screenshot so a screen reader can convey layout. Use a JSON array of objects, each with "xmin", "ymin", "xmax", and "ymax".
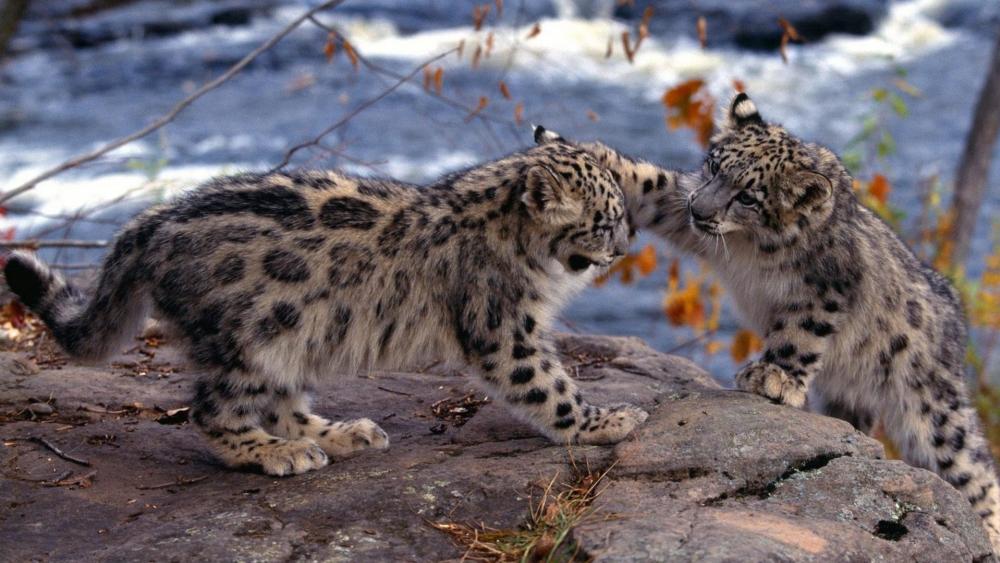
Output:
[{"xmin": 0, "ymin": 333, "xmax": 992, "ymax": 561}]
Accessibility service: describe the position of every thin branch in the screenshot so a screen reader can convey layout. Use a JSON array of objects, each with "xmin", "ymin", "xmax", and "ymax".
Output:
[
  {"xmin": 270, "ymin": 49, "xmax": 456, "ymax": 172},
  {"xmin": 136, "ymin": 474, "xmax": 210, "ymax": 490},
  {"xmin": 0, "ymin": 0, "xmax": 347, "ymax": 205},
  {"xmin": 0, "ymin": 240, "xmax": 108, "ymax": 249},
  {"xmin": 31, "ymin": 436, "xmax": 91, "ymax": 467}
]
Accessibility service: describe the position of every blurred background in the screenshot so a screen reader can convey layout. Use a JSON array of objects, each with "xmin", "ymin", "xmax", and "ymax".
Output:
[{"xmin": 0, "ymin": 0, "xmax": 997, "ymax": 394}]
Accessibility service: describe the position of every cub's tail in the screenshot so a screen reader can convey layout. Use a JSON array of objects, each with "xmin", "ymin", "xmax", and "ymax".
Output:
[{"xmin": 3, "ymin": 231, "xmax": 149, "ymax": 359}]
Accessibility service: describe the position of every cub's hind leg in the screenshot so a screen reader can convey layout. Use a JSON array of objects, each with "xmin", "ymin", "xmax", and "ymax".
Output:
[
  {"xmin": 190, "ymin": 370, "xmax": 328, "ymax": 476},
  {"xmin": 881, "ymin": 379, "xmax": 1000, "ymax": 550},
  {"xmin": 265, "ymin": 391, "xmax": 389, "ymax": 458}
]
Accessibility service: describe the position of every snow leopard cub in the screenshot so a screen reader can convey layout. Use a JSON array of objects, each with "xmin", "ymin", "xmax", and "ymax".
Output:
[
  {"xmin": 3, "ymin": 141, "xmax": 649, "ymax": 476},
  {"xmin": 539, "ymin": 93, "xmax": 1000, "ymax": 550}
]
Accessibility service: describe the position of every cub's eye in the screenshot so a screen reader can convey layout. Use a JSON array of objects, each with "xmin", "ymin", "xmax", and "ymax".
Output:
[
  {"xmin": 735, "ymin": 190, "xmax": 757, "ymax": 207},
  {"xmin": 708, "ymin": 160, "xmax": 720, "ymax": 175}
]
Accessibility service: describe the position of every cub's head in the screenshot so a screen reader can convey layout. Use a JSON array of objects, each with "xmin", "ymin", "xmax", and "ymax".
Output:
[
  {"xmin": 687, "ymin": 93, "xmax": 844, "ymax": 246},
  {"xmin": 524, "ymin": 126, "xmax": 629, "ymax": 273}
]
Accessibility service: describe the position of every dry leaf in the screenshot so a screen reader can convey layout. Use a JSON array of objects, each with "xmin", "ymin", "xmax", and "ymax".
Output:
[
  {"xmin": 485, "ymin": 32, "xmax": 494, "ymax": 57},
  {"xmin": 466, "ymin": 96, "xmax": 489, "ymax": 121},
  {"xmin": 605, "ymin": 36, "xmax": 614, "ymax": 58},
  {"xmin": 697, "ymin": 16, "xmax": 707, "ymax": 48},
  {"xmin": 423, "ymin": 67, "xmax": 433, "ymax": 91},
  {"xmin": 499, "ymin": 81, "xmax": 512, "ymax": 99},
  {"xmin": 343, "ymin": 40, "xmax": 359, "ymax": 70},
  {"xmin": 457, "ymin": 39, "xmax": 465, "ymax": 58},
  {"xmin": 323, "ymin": 33, "xmax": 337, "ymax": 62},
  {"xmin": 473, "ymin": 4, "xmax": 490, "ymax": 31},
  {"xmin": 526, "ymin": 22, "xmax": 541, "ymax": 39},
  {"xmin": 494, "ymin": 0, "xmax": 503, "ymax": 17},
  {"xmin": 433, "ymin": 67, "xmax": 444, "ymax": 94},
  {"xmin": 472, "ymin": 45, "xmax": 482, "ymax": 68},
  {"xmin": 730, "ymin": 329, "xmax": 763, "ymax": 363},
  {"xmin": 868, "ymin": 174, "xmax": 891, "ymax": 205},
  {"xmin": 513, "ymin": 102, "xmax": 524, "ymax": 125},
  {"xmin": 732, "ymin": 78, "xmax": 746, "ymax": 93},
  {"xmin": 777, "ymin": 17, "xmax": 802, "ymax": 64},
  {"xmin": 621, "ymin": 31, "xmax": 635, "ymax": 63},
  {"xmin": 586, "ymin": 109, "xmax": 600, "ymax": 122}
]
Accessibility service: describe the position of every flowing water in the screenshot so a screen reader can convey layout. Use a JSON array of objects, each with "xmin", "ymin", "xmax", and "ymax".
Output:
[{"xmin": 0, "ymin": 0, "xmax": 997, "ymax": 382}]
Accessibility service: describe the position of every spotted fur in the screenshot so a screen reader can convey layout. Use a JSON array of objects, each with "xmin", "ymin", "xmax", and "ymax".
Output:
[
  {"xmin": 3, "ymin": 143, "xmax": 647, "ymax": 476},
  {"xmin": 538, "ymin": 93, "xmax": 1000, "ymax": 549}
]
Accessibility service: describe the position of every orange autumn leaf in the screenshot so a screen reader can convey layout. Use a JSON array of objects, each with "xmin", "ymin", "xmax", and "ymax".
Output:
[
  {"xmin": 513, "ymin": 102, "xmax": 524, "ymax": 125},
  {"xmin": 433, "ymin": 67, "xmax": 444, "ymax": 94},
  {"xmin": 668, "ymin": 258, "xmax": 680, "ymax": 291},
  {"xmin": 868, "ymin": 173, "xmax": 890, "ymax": 205},
  {"xmin": 323, "ymin": 33, "xmax": 337, "ymax": 62},
  {"xmin": 732, "ymin": 78, "xmax": 746, "ymax": 93},
  {"xmin": 730, "ymin": 329, "xmax": 763, "ymax": 363},
  {"xmin": 662, "ymin": 79, "xmax": 715, "ymax": 147},
  {"xmin": 696, "ymin": 16, "xmax": 707, "ymax": 48},
  {"xmin": 705, "ymin": 340, "xmax": 724, "ymax": 356},
  {"xmin": 499, "ymin": 81, "xmax": 512, "ymax": 100},
  {"xmin": 594, "ymin": 244, "xmax": 657, "ymax": 286},
  {"xmin": 634, "ymin": 244, "xmax": 657, "ymax": 275},
  {"xmin": 485, "ymin": 32, "xmax": 495, "ymax": 57},
  {"xmin": 526, "ymin": 23, "xmax": 541, "ymax": 39},
  {"xmin": 664, "ymin": 278, "xmax": 705, "ymax": 328}
]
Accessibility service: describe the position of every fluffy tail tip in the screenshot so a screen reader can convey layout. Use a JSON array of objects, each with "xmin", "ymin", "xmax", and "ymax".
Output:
[{"xmin": 4, "ymin": 251, "xmax": 50, "ymax": 309}]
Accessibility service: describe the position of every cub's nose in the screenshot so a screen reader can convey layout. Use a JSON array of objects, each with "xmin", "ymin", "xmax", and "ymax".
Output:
[{"xmin": 690, "ymin": 206, "xmax": 713, "ymax": 222}]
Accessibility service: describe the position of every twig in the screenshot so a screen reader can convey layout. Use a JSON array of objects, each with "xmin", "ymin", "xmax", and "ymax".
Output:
[
  {"xmin": 31, "ymin": 436, "xmax": 91, "ymax": 467},
  {"xmin": 269, "ymin": 49, "xmax": 456, "ymax": 172},
  {"xmin": 0, "ymin": 0, "xmax": 347, "ymax": 205},
  {"xmin": 377, "ymin": 386, "xmax": 413, "ymax": 397},
  {"xmin": 0, "ymin": 239, "xmax": 108, "ymax": 249},
  {"xmin": 49, "ymin": 263, "xmax": 102, "ymax": 270},
  {"xmin": 136, "ymin": 474, "xmax": 210, "ymax": 490}
]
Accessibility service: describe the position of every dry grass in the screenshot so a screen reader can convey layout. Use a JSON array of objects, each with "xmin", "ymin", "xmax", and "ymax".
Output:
[{"xmin": 430, "ymin": 456, "xmax": 617, "ymax": 562}]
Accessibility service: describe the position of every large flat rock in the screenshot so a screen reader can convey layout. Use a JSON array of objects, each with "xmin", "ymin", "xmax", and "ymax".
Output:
[{"xmin": 0, "ymin": 333, "xmax": 992, "ymax": 561}]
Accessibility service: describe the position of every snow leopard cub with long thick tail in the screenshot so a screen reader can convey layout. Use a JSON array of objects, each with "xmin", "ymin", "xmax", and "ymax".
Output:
[
  {"xmin": 3, "ymin": 141, "xmax": 648, "ymax": 476},
  {"xmin": 538, "ymin": 92, "xmax": 1000, "ymax": 549}
]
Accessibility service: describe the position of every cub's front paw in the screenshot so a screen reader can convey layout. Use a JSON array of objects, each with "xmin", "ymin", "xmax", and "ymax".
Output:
[
  {"xmin": 735, "ymin": 360, "xmax": 806, "ymax": 408},
  {"xmin": 315, "ymin": 418, "xmax": 390, "ymax": 458},
  {"xmin": 577, "ymin": 404, "xmax": 649, "ymax": 445},
  {"xmin": 256, "ymin": 437, "xmax": 329, "ymax": 476}
]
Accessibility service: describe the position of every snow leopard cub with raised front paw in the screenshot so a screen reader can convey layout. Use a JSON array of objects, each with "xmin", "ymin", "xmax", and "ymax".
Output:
[
  {"xmin": 536, "ymin": 93, "xmax": 1000, "ymax": 550},
  {"xmin": 3, "ymin": 140, "xmax": 648, "ymax": 476}
]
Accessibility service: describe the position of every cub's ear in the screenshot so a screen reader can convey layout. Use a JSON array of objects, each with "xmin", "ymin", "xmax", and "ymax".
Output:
[
  {"xmin": 532, "ymin": 124, "xmax": 565, "ymax": 145},
  {"xmin": 787, "ymin": 169, "xmax": 833, "ymax": 209},
  {"xmin": 722, "ymin": 92, "xmax": 763, "ymax": 132},
  {"xmin": 522, "ymin": 165, "xmax": 582, "ymax": 223}
]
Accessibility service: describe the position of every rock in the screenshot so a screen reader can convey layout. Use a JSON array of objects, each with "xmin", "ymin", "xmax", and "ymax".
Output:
[
  {"xmin": 614, "ymin": 0, "xmax": 889, "ymax": 49},
  {"xmin": 0, "ymin": 334, "xmax": 991, "ymax": 561},
  {"xmin": 0, "ymin": 354, "xmax": 39, "ymax": 376}
]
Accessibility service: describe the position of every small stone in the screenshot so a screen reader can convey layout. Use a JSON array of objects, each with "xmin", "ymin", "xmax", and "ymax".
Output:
[{"xmin": 27, "ymin": 402, "xmax": 53, "ymax": 415}]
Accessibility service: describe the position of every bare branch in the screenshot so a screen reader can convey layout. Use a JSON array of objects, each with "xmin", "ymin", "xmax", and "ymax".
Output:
[
  {"xmin": 0, "ymin": 0, "xmax": 347, "ymax": 206},
  {"xmin": 0, "ymin": 240, "xmax": 109, "ymax": 249},
  {"xmin": 270, "ymin": 49, "xmax": 456, "ymax": 173}
]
